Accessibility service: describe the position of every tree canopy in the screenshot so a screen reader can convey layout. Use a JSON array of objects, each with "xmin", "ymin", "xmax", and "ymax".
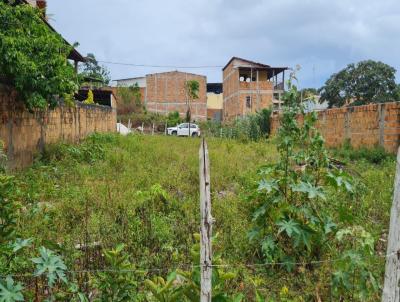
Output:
[
  {"xmin": 79, "ymin": 53, "xmax": 110, "ymax": 87},
  {"xmin": 0, "ymin": 2, "xmax": 78, "ymax": 110},
  {"xmin": 319, "ymin": 60, "xmax": 398, "ymax": 108}
]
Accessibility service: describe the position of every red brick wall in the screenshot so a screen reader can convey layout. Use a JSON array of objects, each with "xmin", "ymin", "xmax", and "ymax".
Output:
[
  {"xmin": 223, "ymin": 59, "xmax": 274, "ymax": 121},
  {"xmin": 145, "ymin": 71, "xmax": 207, "ymax": 121},
  {"xmin": 271, "ymin": 102, "xmax": 400, "ymax": 153},
  {"xmin": 223, "ymin": 62, "xmax": 240, "ymax": 120}
]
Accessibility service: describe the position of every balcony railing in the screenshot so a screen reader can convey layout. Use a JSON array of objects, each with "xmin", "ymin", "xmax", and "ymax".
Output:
[
  {"xmin": 239, "ymin": 81, "xmax": 273, "ymax": 90},
  {"xmin": 274, "ymin": 82, "xmax": 284, "ymax": 91}
]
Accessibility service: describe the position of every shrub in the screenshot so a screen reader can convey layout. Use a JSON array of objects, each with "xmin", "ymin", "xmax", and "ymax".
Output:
[
  {"xmin": 202, "ymin": 108, "xmax": 272, "ymax": 142},
  {"xmin": 0, "ymin": 2, "xmax": 78, "ymax": 110},
  {"xmin": 92, "ymin": 244, "xmax": 137, "ymax": 301},
  {"xmin": 333, "ymin": 143, "xmax": 393, "ymax": 165},
  {"xmin": 255, "ymin": 108, "xmax": 272, "ymax": 138},
  {"xmin": 83, "ymin": 90, "xmax": 94, "ymax": 104},
  {"xmin": 166, "ymin": 111, "xmax": 182, "ymax": 127},
  {"xmin": 248, "ymin": 75, "xmax": 378, "ymax": 300}
]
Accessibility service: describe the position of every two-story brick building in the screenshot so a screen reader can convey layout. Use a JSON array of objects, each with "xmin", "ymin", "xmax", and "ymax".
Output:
[{"xmin": 222, "ymin": 57, "xmax": 288, "ymax": 121}]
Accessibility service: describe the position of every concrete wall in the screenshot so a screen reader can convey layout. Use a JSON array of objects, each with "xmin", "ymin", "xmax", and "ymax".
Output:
[
  {"xmin": 207, "ymin": 93, "xmax": 223, "ymax": 110},
  {"xmin": 0, "ymin": 85, "xmax": 117, "ymax": 169},
  {"xmin": 145, "ymin": 71, "xmax": 207, "ymax": 121},
  {"xmin": 271, "ymin": 102, "xmax": 400, "ymax": 153}
]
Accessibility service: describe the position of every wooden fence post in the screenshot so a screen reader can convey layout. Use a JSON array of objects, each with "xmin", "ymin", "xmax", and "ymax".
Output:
[
  {"xmin": 199, "ymin": 138, "xmax": 212, "ymax": 302},
  {"xmin": 382, "ymin": 147, "xmax": 400, "ymax": 301}
]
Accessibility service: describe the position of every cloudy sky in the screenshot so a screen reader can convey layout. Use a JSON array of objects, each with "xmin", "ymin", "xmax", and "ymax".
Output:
[{"xmin": 47, "ymin": 0, "xmax": 400, "ymax": 88}]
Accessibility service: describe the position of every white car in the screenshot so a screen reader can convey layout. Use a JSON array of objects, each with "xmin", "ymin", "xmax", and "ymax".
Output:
[{"xmin": 167, "ymin": 123, "xmax": 201, "ymax": 137}]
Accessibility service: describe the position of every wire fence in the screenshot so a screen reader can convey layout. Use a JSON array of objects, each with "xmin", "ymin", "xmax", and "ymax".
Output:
[{"xmin": 2, "ymin": 250, "xmax": 393, "ymax": 279}]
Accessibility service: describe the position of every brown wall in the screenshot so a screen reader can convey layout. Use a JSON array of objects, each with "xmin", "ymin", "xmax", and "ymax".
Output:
[
  {"xmin": 271, "ymin": 102, "xmax": 400, "ymax": 153},
  {"xmin": 0, "ymin": 85, "xmax": 117, "ymax": 169},
  {"xmin": 145, "ymin": 71, "xmax": 207, "ymax": 121}
]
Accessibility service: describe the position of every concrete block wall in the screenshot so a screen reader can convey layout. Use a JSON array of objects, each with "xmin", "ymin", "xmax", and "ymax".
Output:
[
  {"xmin": 145, "ymin": 71, "xmax": 207, "ymax": 121},
  {"xmin": 270, "ymin": 102, "xmax": 400, "ymax": 153},
  {"xmin": 0, "ymin": 85, "xmax": 117, "ymax": 169}
]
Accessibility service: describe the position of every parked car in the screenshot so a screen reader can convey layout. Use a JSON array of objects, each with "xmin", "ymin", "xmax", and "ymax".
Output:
[{"xmin": 167, "ymin": 123, "xmax": 201, "ymax": 137}]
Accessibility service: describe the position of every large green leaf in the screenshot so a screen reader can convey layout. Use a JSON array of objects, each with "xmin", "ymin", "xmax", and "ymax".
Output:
[
  {"xmin": 257, "ymin": 179, "xmax": 279, "ymax": 193},
  {"xmin": 31, "ymin": 247, "xmax": 67, "ymax": 287},
  {"xmin": 0, "ymin": 277, "xmax": 24, "ymax": 302},
  {"xmin": 291, "ymin": 181, "xmax": 326, "ymax": 200},
  {"xmin": 276, "ymin": 219, "xmax": 301, "ymax": 238}
]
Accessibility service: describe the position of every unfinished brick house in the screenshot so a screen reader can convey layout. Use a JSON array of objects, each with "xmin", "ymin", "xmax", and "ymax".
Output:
[
  {"xmin": 222, "ymin": 57, "xmax": 288, "ymax": 121},
  {"xmin": 145, "ymin": 71, "xmax": 207, "ymax": 121}
]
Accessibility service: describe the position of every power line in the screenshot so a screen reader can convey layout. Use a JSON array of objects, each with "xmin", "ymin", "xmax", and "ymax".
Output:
[{"xmin": 97, "ymin": 60, "xmax": 223, "ymax": 69}]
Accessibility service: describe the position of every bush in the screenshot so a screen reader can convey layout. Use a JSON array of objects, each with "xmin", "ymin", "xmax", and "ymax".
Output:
[
  {"xmin": 0, "ymin": 2, "xmax": 78, "ymax": 110},
  {"xmin": 41, "ymin": 133, "xmax": 111, "ymax": 164},
  {"xmin": 166, "ymin": 111, "xmax": 182, "ymax": 127},
  {"xmin": 333, "ymin": 142, "xmax": 393, "ymax": 165},
  {"xmin": 255, "ymin": 108, "xmax": 272, "ymax": 138},
  {"xmin": 202, "ymin": 108, "xmax": 272, "ymax": 142}
]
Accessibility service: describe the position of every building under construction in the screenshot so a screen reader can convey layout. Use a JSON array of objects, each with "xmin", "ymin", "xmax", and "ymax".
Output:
[{"xmin": 222, "ymin": 57, "xmax": 288, "ymax": 121}]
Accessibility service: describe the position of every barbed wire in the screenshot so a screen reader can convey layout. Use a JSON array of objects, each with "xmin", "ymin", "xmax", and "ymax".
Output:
[{"xmin": 1, "ymin": 251, "xmax": 395, "ymax": 279}]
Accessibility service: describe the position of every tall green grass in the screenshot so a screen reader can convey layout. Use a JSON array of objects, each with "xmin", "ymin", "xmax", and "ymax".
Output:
[{"xmin": 9, "ymin": 133, "xmax": 395, "ymax": 300}]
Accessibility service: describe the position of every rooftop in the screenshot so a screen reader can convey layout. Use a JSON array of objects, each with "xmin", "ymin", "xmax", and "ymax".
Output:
[{"xmin": 223, "ymin": 56, "xmax": 288, "ymax": 79}]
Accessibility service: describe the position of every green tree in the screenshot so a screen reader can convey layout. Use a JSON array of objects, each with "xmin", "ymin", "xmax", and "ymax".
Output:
[
  {"xmin": 319, "ymin": 60, "xmax": 397, "ymax": 108},
  {"xmin": 79, "ymin": 53, "xmax": 111, "ymax": 87},
  {"xmin": 185, "ymin": 80, "xmax": 199, "ymax": 122},
  {"xmin": 395, "ymin": 84, "xmax": 400, "ymax": 101},
  {"xmin": 0, "ymin": 2, "xmax": 78, "ymax": 110}
]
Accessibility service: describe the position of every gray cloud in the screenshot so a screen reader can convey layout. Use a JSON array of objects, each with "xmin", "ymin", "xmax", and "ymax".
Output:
[{"xmin": 47, "ymin": 0, "xmax": 400, "ymax": 88}]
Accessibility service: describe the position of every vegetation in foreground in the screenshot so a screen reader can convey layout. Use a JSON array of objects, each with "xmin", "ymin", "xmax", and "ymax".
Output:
[{"xmin": 0, "ymin": 126, "xmax": 395, "ymax": 301}]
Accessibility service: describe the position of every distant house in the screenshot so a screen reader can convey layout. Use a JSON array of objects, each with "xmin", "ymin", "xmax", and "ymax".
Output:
[
  {"xmin": 114, "ymin": 76, "xmax": 147, "ymax": 88},
  {"xmin": 207, "ymin": 83, "xmax": 223, "ymax": 122},
  {"xmin": 302, "ymin": 97, "xmax": 328, "ymax": 113},
  {"xmin": 222, "ymin": 57, "xmax": 288, "ymax": 120},
  {"xmin": 114, "ymin": 71, "xmax": 207, "ymax": 120}
]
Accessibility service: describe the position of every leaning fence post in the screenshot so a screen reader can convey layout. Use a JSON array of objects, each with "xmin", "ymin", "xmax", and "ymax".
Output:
[
  {"xmin": 165, "ymin": 121, "xmax": 168, "ymax": 135},
  {"xmin": 152, "ymin": 123, "xmax": 155, "ymax": 136},
  {"xmin": 199, "ymin": 138, "xmax": 213, "ymax": 302},
  {"xmin": 382, "ymin": 147, "xmax": 400, "ymax": 301},
  {"xmin": 141, "ymin": 122, "xmax": 144, "ymax": 134}
]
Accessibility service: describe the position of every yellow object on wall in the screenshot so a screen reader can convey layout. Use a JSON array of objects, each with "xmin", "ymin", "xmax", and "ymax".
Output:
[{"xmin": 207, "ymin": 93, "xmax": 223, "ymax": 109}]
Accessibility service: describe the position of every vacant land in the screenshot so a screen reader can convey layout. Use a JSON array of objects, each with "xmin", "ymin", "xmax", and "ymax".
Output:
[{"xmin": 8, "ymin": 134, "xmax": 395, "ymax": 300}]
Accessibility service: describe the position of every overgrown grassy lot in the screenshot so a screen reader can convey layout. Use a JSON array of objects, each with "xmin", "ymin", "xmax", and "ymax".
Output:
[{"xmin": 5, "ymin": 134, "xmax": 396, "ymax": 300}]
